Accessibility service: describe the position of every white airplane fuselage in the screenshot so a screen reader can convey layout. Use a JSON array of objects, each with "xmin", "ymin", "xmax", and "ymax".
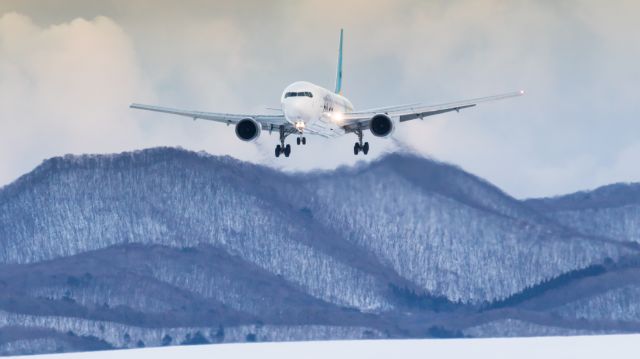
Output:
[{"xmin": 281, "ymin": 81, "xmax": 353, "ymax": 138}]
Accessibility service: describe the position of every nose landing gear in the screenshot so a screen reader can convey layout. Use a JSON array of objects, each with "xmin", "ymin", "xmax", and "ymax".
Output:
[
  {"xmin": 296, "ymin": 136, "xmax": 307, "ymax": 145},
  {"xmin": 353, "ymin": 129, "xmax": 369, "ymax": 155}
]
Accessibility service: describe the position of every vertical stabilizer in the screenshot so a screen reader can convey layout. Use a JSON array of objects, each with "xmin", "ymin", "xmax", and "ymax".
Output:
[{"xmin": 334, "ymin": 29, "xmax": 343, "ymax": 94}]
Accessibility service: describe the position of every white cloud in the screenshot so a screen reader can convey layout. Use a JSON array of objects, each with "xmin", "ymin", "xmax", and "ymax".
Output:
[
  {"xmin": 0, "ymin": 13, "xmax": 266, "ymax": 186},
  {"xmin": 0, "ymin": 13, "xmax": 156, "ymax": 184}
]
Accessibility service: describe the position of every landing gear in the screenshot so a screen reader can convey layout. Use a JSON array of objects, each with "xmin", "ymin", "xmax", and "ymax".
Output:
[
  {"xmin": 296, "ymin": 136, "xmax": 307, "ymax": 145},
  {"xmin": 275, "ymin": 126, "xmax": 293, "ymax": 158},
  {"xmin": 353, "ymin": 142, "xmax": 369, "ymax": 155},
  {"xmin": 353, "ymin": 129, "xmax": 369, "ymax": 155},
  {"xmin": 302, "ymin": 137, "xmax": 306, "ymax": 145}
]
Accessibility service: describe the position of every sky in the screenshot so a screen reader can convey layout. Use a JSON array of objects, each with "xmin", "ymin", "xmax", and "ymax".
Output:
[{"xmin": 0, "ymin": 0, "xmax": 639, "ymax": 198}]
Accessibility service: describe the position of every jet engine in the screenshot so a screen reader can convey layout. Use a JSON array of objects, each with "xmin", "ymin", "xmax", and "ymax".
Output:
[
  {"xmin": 235, "ymin": 118, "xmax": 261, "ymax": 142},
  {"xmin": 369, "ymin": 114, "xmax": 394, "ymax": 137}
]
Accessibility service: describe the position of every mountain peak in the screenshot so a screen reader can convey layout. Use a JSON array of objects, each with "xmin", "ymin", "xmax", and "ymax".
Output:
[
  {"xmin": 0, "ymin": 147, "xmax": 257, "ymax": 196},
  {"xmin": 526, "ymin": 182, "xmax": 640, "ymax": 211}
]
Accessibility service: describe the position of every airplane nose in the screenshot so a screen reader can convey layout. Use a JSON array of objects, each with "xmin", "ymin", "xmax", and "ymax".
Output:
[{"xmin": 285, "ymin": 100, "xmax": 312, "ymax": 122}]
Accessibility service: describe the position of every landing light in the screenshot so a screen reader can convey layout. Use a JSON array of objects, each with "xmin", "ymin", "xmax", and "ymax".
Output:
[{"xmin": 332, "ymin": 112, "xmax": 344, "ymax": 123}]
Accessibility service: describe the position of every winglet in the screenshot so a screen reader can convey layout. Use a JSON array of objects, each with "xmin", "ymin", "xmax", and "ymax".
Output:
[{"xmin": 334, "ymin": 29, "xmax": 343, "ymax": 95}]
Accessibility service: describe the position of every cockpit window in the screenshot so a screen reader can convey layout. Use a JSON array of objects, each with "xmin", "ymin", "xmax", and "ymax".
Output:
[{"xmin": 285, "ymin": 91, "xmax": 313, "ymax": 98}]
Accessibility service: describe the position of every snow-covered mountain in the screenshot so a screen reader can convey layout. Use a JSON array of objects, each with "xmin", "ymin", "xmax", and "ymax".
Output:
[
  {"xmin": 1, "ymin": 147, "xmax": 639, "ymax": 356},
  {"xmin": 526, "ymin": 183, "xmax": 640, "ymax": 244}
]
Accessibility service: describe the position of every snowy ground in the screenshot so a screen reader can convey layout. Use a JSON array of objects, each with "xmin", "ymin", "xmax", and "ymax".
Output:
[{"xmin": 11, "ymin": 334, "xmax": 640, "ymax": 359}]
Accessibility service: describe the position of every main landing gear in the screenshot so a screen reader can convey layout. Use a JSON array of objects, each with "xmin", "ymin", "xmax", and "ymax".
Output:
[
  {"xmin": 274, "ymin": 128, "xmax": 370, "ymax": 158},
  {"xmin": 353, "ymin": 129, "xmax": 369, "ymax": 155},
  {"xmin": 275, "ymin": 144, "xmax": 291, "ymax": 157},
  {"xmin": 275, "ymin": 126, "xmax": 292, "ymax": 158}
]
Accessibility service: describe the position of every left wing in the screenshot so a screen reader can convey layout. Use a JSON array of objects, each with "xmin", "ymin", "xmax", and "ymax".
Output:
[
  {"xmin": 129, "ymin": 103, "xmax": 290, "ymax": 132},
  {"xmin": 341, "ymin": 91, "xmax": 524, "ymax": 132}
]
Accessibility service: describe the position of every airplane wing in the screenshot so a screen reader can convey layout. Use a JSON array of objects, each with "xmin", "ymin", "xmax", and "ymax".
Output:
[
  {"xmin": 340, "ymin": 91, "xmax": 524, "ymax": 132},
  {"xmin": 129, "ymin": 103, "xmax": 291, "ymax": 132}
]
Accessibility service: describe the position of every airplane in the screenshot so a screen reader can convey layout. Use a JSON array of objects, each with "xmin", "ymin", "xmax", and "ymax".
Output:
[{"xmin": 130, "ymin": 29, "xmax": 523, "ymax": 158}]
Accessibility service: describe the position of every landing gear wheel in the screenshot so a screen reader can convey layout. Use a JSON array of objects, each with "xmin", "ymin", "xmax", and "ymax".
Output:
[
  {"xmin": 275, "ymin": 145, "xmax": 282, "ymax": 158},
  {"xmin": 302, "ymin": 137, "xmax": 306, "ymax": 145},
  {"xmin": 296, "ymin": 137, "xmax": 301, "ymax": 145},
  {"xmin": 363, "ymin": 142, "xmax": 369, "ymax": 155},
  {"xmin": 354, "ymin": 142, "xmax": 360, "ymax": 155},
  {"xmin": 284, "ymin": 144, "xmax": 291, "ymax": 157}
]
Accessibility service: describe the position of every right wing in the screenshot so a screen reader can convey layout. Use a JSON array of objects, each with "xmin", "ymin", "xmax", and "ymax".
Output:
[
  {"xmin": 340, "ymin": 91, "xmax": 524, "ymax": 132},
  {"xmin": 129, "ymin": 103, "xmax": 292, "ymax": 132}
]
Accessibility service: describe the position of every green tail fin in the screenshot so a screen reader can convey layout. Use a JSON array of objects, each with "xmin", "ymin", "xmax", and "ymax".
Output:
[{"xmin": 335, "ymin": 29, "xmax": 343, "ymax": 94}]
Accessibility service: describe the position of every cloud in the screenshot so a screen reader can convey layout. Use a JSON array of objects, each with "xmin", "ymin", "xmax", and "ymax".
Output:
[
  {"xmin": 0, "ymin": 12, "xmax": 266, "ymax": 186},
  {"xmin": 0, "ymin": 13, "xmax": 155, "ymax": 184}
]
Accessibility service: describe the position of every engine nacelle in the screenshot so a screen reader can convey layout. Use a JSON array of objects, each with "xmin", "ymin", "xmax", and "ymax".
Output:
[
  {"xmin": 369, "ymin": 114, "xmax": 394, "ymax": 137},
  {"xmin": 235, "ymin": 118, "xmax": 261, "ymax": 142}
]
